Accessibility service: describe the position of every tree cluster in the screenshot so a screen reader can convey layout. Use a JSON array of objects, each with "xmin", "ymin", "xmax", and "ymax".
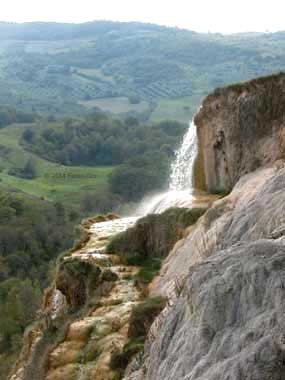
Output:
[
  {"xmin": 22, "ymin": 115, "xmax": 187, "ymax": 201},
  {"xmin": 0, "ymin": 106, "xmax": 36, "ymax": 128},
  {"xmin": 0, "ymin": 190, "xmax": 76, "ymax": 378}
]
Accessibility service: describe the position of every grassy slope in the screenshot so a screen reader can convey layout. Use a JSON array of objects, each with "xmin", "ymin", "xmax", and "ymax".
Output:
[
  {"xmin": 149, "ymin": 95, "xmax": 204, "ymax": 123},
  {"xmin": 0, "ymin": 124, "xmax": 113, "ymax": 207}
]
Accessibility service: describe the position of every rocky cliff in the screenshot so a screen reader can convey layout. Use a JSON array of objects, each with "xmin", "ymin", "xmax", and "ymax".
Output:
[
  {"xmin": 194, "ymin": 72, "xmax": 285, "ymax": 193},
  {"xmin": 125, "ymin": 166, "xmax": 285, "ymax": 380},
  {"xmin": 123, "ymin": 74, "xmax": 285, "ymax": 380}
]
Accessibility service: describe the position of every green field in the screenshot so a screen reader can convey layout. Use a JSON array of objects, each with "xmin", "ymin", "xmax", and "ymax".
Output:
[
  {"xmin": 0, "ymin": 124, "xmax": 113, "ymax": 207},
  {"xmin": 79, "ymin": 96, "xmax": 149, "ymax": 113},
  {"xmin": 150, "ymin": 97, "xmax": 193, "ymax": 123},
  {"xmin": 149, "ymin": 94, "xmax": 205, "ymax": 123},
  {"xmin": 78, "ymin": 68, "xmax": 115, "ymax": 84}
]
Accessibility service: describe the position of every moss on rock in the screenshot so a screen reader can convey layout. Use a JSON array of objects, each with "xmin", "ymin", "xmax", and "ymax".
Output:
[
  {"xmin": 55, "ymin": 259, "xmax": 102, "ymax": 309},
  {"xmin": 110, "ymin": 337, "xmax": 144, "ymax": 378},
  {"xmin": 128, "ymin": 296, "xmax": 167, "ymax": 339},
  {"xmin": 107, "ymin": 207, "xmax": 206, "ymax": 261}
]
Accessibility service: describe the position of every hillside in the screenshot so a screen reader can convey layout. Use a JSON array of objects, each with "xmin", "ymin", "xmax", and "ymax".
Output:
[
  {"xmin": 0, "ymin": 188, "xmax": 77, "ymax": 379},
  {"xmin": 0, "ymin": 21, "xmax": 284, "ymax": 121},
  {"xmin": 0, "ymin": 113, "xmax": 187, "ymax": 211},
  {"xmin": 0, "ymin": 120, "xmax": 113, "ymax": 210}
]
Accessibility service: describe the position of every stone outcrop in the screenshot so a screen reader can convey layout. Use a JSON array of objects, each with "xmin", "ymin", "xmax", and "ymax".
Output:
[
  {"xmin": 55, "ymin": 259, "xmax": 102, "ymax": 309},
  {"xmin": 150, "ymin": 165, "xmax": 285, "ymax": 297},
  {"xmin": 125, "ymin": 164, "xmax": 285, "ymax": 380},
  {"xmin": 107, "ymin": 207, "xmax": 206, "ymax": 261},
  {"xmin": 136, "ymin": 239, "xmax": 285, "ymax": 380},
  {"xmin": 194, "ymin": 73, "xmax": 285, "ymax": 193},
  {"xmin": 124, "ymin": 73, "xmax": 285, "ymax": 380}
]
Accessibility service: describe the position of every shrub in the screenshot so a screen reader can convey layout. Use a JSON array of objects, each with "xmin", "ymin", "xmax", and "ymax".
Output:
[
  {"xmin": 55, "ymin": 259, "xmax": 101, "ymax": 309},
  {"xmin": 128, "ymin": 296, "xmax": 167, "ymax": 338},
  {"xmin": 110, "ymin": 337, "xmax": 144, "ymax": 373},
  {"xmin": 107, "ymin": 207, "xmax": 206, "ymax": 260}
]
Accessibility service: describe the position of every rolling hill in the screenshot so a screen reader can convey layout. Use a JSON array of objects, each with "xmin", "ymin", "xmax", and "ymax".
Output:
[{"xmin": 0, "ymin": 21, "xmax": 284, "ymax": 122}]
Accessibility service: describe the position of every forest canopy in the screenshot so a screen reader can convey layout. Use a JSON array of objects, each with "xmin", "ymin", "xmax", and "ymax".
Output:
[{"xmin": 0, "ymin": 189, "xmax": 76, "ymax": 377}]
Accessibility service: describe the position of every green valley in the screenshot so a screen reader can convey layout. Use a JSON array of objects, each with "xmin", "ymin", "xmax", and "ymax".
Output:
[
  {"xmin": 0, "ymin": 21, "xmax": 284, "ymax": 121},
  {"xmin": 0, "ymin": 113, "xmax": 187, "ymax": 211},
  {"xmin": 0, "ymin": 122, "xmax": 113, "ymax": 208}
]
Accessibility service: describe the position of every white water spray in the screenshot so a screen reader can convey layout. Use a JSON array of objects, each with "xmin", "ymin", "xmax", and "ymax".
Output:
[
  {"xmin": 169, "ymin": 120, "xmax": 198, "ymax": 191},
  {"xmin": 136, "ymin": 120, "xmax": 198, "ymax": 215}
]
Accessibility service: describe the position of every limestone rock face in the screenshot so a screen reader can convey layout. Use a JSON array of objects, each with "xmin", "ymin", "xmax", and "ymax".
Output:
[
  {"xmin": 125, "ymin": 166, "xmax": 285, "ymax": 380},
  {"xmin": 150, "ymin": 166, "xmax": 285, "ymax": 297},
  {"xmin": 194, "ymin": 73, "xmax": 285, "ymax": 193},
  {"xmin": 142, "ymin": 239, "xmax": 285, "ymax": 380}
]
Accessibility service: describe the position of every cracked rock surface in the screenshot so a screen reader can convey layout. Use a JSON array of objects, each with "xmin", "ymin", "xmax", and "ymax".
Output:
[{"xmin": 125, "ymin": 166, "xmax": 285, "ymax": 380}]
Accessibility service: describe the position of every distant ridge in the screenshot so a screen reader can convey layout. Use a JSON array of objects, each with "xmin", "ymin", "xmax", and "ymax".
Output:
[{"xmin": 0, "ymin": 20, "xmax": 284, "ymax": 119}]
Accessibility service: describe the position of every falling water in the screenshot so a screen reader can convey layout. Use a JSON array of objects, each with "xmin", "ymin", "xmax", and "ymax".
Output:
[
  {"xmin": 169, "ymin": 120, "xmax": 198, "ymax": 191},
  {"xmin": 136, "ymin": 120, "xmax": 198, "ymax": 215}
]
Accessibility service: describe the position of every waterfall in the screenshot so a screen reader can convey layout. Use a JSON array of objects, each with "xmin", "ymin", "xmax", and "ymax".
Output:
[
  {"xmin": 136, "ymin": 120, "xmax": 198, "ymax": 215},
  {"xmin": 169, "ymin": 120, "xmax": 197, "ymax": 191}
]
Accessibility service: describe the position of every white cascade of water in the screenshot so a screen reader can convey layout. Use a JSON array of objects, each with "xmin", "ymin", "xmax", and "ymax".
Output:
[
  {"xmin": 169, "ymin": 120, "xmax": 198, "ymax": 191},
  {"xmin": 136, "ymin": 120, "xmax": 198, "ymax": 215}
]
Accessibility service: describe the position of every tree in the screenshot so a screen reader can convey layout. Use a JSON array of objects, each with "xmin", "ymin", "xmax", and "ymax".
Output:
[
  {"xmin": 22, "ymin": 128, "xmax": 35, "ymax": 143},
  {"xmin": 125, "ymin": 117, "xmax": 139, "ymax": 127},
  {"xmin": 80, "ymin": 190, "xmax": 121, "ymax": 214},
  {"xmin": 22, "ymin": 159, "xmax": 37, "ymax": 180},
  {"xmin": 110, "ymin": 165, "xmax": 161, "ymax": 202},
  {"xmin": 54, "ymin": 202, "xmax": 66, "ymax": 223}
]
